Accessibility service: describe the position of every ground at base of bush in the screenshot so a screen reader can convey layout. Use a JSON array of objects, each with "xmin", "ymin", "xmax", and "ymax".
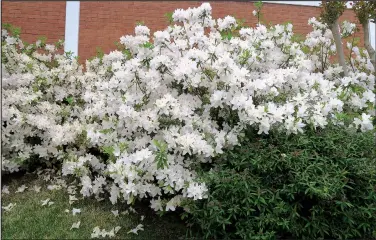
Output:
[{"xmin": 1, "ymin": 173, "xmax": 189, "ymax": 240}]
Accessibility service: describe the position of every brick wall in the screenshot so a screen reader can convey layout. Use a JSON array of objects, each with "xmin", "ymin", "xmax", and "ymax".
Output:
[
  {"xmin": 1, "ymin": 1, "xmax": 363, "ymax": 62},
  {"xmin": 78, "ymin": 1, "xmax": 364, "ymax": 62},
  {"xmin": 2, "ymin": 1, "xmax": 66, "ymax": 44}
]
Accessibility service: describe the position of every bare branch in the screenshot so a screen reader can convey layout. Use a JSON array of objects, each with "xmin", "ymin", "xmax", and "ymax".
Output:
[{"xmin": 331, "ymin": 19, "xmax": 349, "ymax": 77}]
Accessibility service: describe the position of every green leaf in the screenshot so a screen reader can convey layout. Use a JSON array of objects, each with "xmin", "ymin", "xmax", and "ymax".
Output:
[
  {"xmin": 140, "ymin": 42, "xmax": 154, "ymax": 49},
  {"xmin": 65, "ymin": 96, "xmax": 74, "ymax": 105},
  {"xmin": 136, "ymin": 20, "xmax": 145, "ymax": 26},
  {"xmin": 153, "ymin": 140, "xmax": 168, "ymax": 170},
  {"xmin": 99, "ymin": 129, "xmax": 113, "ymax": 134},
  {"xmin": 164, "ymin": 12, "xmax": 174, "ymax": 24}
]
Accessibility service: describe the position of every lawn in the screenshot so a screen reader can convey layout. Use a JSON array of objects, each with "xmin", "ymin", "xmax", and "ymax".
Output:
[{"xmin": 1, "ymin": 172, "xmax": 189, "ymax": 239}]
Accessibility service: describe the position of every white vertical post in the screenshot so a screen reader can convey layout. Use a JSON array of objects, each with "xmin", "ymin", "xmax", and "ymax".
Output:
[
  {"xmin": 370, "ymin": 20, "xmax": 375, "ymax": 50},
  {"xmin": 64, "ymin": 2, "xmax": 80, "ymax": 57}
]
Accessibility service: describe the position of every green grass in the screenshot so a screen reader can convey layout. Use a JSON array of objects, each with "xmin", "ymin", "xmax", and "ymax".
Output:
[{"xmin": 1, "ymin": 173, "xmax": 188, "ymax": 239}]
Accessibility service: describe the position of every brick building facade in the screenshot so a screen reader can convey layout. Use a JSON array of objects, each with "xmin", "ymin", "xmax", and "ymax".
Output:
[
  {"xmin": 2, "ymin": 1, "xmax": 364, "ymax": 62},
  {"xmin": 2, "ymin": 1, "xmax": 66, "ymax": 45}
]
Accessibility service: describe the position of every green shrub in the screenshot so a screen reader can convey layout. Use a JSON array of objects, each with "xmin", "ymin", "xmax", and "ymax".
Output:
[{"xmin": 184, "ymin": 126, "xmax": 376, "ymax": 239}]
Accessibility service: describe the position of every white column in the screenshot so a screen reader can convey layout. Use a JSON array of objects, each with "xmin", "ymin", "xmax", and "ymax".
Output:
[
  {"xmin": 262, "ymin": 1, "xmax": 321, "ymax": 6},
  {"xmin": 370, "ymin": 20, "xmax": 375, "ymax": 49},
  {"xmin": 64, "ymin": 2, "xmax": 80, "ymax": 57}
]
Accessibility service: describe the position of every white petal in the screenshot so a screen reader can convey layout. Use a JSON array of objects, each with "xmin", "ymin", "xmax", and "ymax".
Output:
[
  {"xmin": 72, "ymin": 208, "xmax": 81, "ymax": 215},
  {"xmin": 15, "ymin": 185, "xmax": 27, "ymax": 193},
  {"xmin": 41, "ymin": 198, "xmax": 50, "ymax": 206},
  {"xmin": 114, "ymin": 226, "xmax": 121, "ymax": 233},
  {"xmin": 111, "ymin": 210, "xmax": 119, "ymax": 217},
  {"xmin": 33, "ymin": 185, "xmax": 41, "ymax": 192},
  {"xmin": 2, "ymin": 186, "xmax": 10, "ymax": 194},
  {"xmin": 70, "ymin": 221, "xmax": 81, "ymax": 230}
]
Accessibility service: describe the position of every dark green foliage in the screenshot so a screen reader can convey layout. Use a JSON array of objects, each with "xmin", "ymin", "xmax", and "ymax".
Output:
[{"xmin": 186, "ymin": 126, "xmax": 376, "ymax": 239}]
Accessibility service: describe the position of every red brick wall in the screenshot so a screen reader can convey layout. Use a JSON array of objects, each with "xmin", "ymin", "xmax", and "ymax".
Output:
[
  {"xmin": 79, "ymin": 1, "xmax": 363, "ymax": 63},
  {"xmin": 2, "ymin": 1, "xmax": 66, "ymax": 44},
  {"xmin": 1, "ymin": 1, "xmax": 363, "ymax": 62}
]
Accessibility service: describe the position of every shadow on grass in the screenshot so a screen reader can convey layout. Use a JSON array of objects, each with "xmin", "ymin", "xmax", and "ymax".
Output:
[{"xmin": 1, "ymin": 172, "xmax": 195, "ymax": 240}]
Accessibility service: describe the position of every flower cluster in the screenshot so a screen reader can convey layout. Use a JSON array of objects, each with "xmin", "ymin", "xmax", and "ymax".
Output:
[
  {"xmin": 2, "ymin": 3, "xmax": 374, "ymax": 212},
  {"xmin": 1, "ymin": 29, "xmax": 84, "ymax": 173}
]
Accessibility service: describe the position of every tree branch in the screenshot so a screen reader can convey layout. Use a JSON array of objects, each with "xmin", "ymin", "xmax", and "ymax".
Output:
[{"xmin": 331, "ymin": 19, "xmax": 349, "ymax": 77}]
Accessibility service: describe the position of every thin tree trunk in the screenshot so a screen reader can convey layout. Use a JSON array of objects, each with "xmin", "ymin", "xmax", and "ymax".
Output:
[
  {"xmin": 363, "ymin": 21, "xmax": 376, "ymax": 71},
  {"xmin": 331, "ymin": 19, "xmax": 349, "ymax": 77}
]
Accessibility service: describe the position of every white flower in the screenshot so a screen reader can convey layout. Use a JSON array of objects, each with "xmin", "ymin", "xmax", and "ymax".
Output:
[
  {"xmin": 114, "ymin": 226, "xmax": 121, "ymax": 233},
  {"xmin": 135, "ymin": 25, "xmax": 150, "ymax": 36},
  {"xmin": 70, "ymin": 221, "xmax": 81, "ymax": 230},
  {"xmin": 33, "ymin": 185, "xmax": 41, "ymax": 193},
  {"xmin": 111, "ymin": 210, "xmax": 119, "ymax": 217},
  {"xmin": 67, "ymin": 185, "xmax": 77, "ymax": 195},
  {"xmin": 91, "ymin": 227, "xmax": 101, "ymax": 239},
  {"xmin": 127, "ymin": 224, "xmax": 144, "ymax": 235},
  {"xmin": 43, "ymin": 175, "xmax": 51, "ymax": 182},
  {"xmin": 41, "ymin": 198, "xmax": 51, "ymax": 206},
  {"xmin": 186, "ymin": 183, "xmax": 208, "ymax": 200},
  {"xmin": 80, "ymin": 176, "xmax": 92, "ymax": 197},
  {"xmin": 6, "ymin": 37, "xmax": 16, "ymax": 45},
  {"xmin": 2, "ymin": 203, "xmax": 16, "ymax": 212},
  {"xmin": 15, "ymin": 185, "xmax": 27, "ymax": 193},
  {"xmin": 72, "ymin": 208, "xmax": 81, "ymax": 216},
  {"xmin": 217, "ymin": 16, "xmax": 237, "ymax": 31},
  {"xmin": 90, "ymin": 226, "xmax": 120, "ymax": 238},
  {"xmin": 109, "ymin": 184, "xmax": 120, "ymax": 205},
  {"xmin": 353, "ymin": 113, "xmax": 374, "ymax": 132},
  {"xmin": 69, "ymin": 195, "xmax": 78, "ymax": 205},
  {"xmin": 45, "ymin": 44, "xmax": 56, "ymax": 53},
  {"xmin": 2, "ymin": 185, "xmax": 10, "ymax": 194},
  {"xmin": 47, "ymin": 185, "xmax": 61, "ymax": 191}
]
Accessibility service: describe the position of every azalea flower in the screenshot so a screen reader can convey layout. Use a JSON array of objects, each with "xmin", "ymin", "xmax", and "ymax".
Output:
[
  {"xmin": 2, "ymin": 203, "xmax": 16, "ymax": 212},
  {"xmin": 41, "ymin": 198, "xmax": 51, "ymax": 206},
  {"xmin": 69, "ymin": 195, "xmax": 78, "ymax": 205},
  {"xmin": 127, "ymin": 224, "xmax": 144, "ymax": 235},
  {"xmin": 111, "ymin": 210, "xmax": 119, "ymax": 217},
  {"xmin": 15, "ymin": 185, "xmax": 27, "ymax": 193},
  {"xmin": 33, "ymin": 185, "xmax": 41, "ymax": 193},
  {"xmin": 2, "ymin": 185, "xmax": 10, "ymax": 194},
  {"xmin": 72, "ymin": 208, "xmax": 81, "ymax": 216},
  {"xmin": 70, "ymin": 221, "xmax": 81, "ymax": 230}
]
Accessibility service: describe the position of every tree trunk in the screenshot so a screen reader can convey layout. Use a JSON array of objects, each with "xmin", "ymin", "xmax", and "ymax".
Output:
[
  {"xmin": 363, "ymin": 21, "xmax": 376, "ymax": 71},
  {"xmin": 331, "ymin": 19, "xmax": 349, "ymax": 77}
]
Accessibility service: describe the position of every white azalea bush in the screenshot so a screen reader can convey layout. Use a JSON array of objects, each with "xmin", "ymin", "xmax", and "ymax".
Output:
[
  {"xmin": 2, "ymin": 3, "xmax": 375, "ymax": 212},
  {"xmin": 1, "ymin": 27, "xmax": 85, "ymax": 172}
]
